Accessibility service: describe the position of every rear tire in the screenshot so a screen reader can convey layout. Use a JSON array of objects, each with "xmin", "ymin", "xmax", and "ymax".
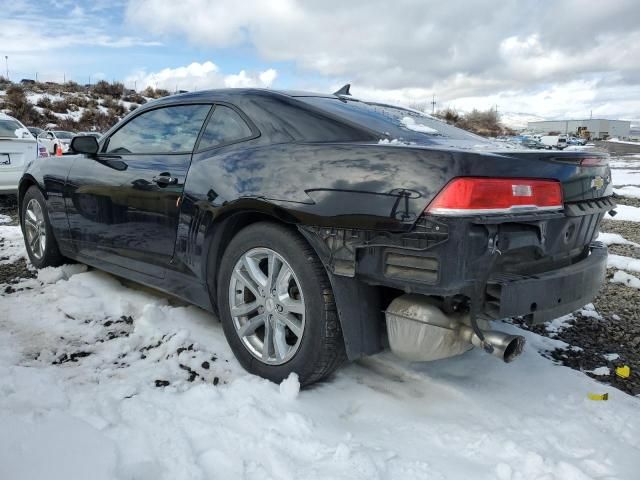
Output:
[
  {"xmin": 217, "ymin": 222, "xmax": 346, "ymax": 386},
  {"xmin": 21, "ymin": 186, "xmax": 65, "ymax": 268}
]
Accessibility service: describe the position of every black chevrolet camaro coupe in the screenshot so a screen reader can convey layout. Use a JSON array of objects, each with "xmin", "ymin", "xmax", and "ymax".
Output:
[{"xmin": 18, "ymin": 86, "xmax": 614, "ymax": 385}]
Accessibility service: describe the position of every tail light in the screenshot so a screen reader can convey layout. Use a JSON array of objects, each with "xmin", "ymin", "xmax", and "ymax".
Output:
[{"xmin": 426, "ymin": 177, "xmax": 563, "ymax": 216}]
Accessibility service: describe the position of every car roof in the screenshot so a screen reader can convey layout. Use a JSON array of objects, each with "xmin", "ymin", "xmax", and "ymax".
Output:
[{"xmin": 148, "ymin": 88, "xmax": 335, "ymax": 105}]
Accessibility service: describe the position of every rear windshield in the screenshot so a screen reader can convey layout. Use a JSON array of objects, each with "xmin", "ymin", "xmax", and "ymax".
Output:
[
  {"xmin": 0, "ymin": 119, "xmax": 28, "ymax": 138},
  {"xmin": 296, "ymin": 96, "xmax": 484, "ymax": 143}
]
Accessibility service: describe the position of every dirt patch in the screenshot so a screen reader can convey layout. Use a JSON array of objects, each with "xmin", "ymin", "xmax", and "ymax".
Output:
[
  {"xmin": 614, "ymin": 196, "xmax": 640, "ymax": 208},
  {"xmin": 1, "ymin": 258, "xmax": 36, "ymax": 289},
  {"xmin": 608, "ymin": 243, "xmax": 640, "ymax": 259},
  {"xmin": 0, "ymin": 194, "xmax": 19, "ymax": 225}
]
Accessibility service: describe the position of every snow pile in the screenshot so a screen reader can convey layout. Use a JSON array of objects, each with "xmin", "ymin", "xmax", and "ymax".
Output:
[
  {"xmin": 0, "ymin": 214, "xmax": 11, "ymax": 224},
  {"xmin": 613, "ymin": 186, "xmax": 640, "ymax": 198},
  {"xmin": 606, "ymin": 204, "xmax": 640, "ymax": 222},
  {"xmin": 608, "ymin": 254, "xmax": 640, "ymax": 273},
  {"xmin": 589, "ymin": 366, "xmax": 611, "ymax": 376},
  {"xmin": 597, "ymin": 232, "xmax": 640, "ymax": 247},
  {"xmin": 401, "ymin": 116, "xmax": 438, "ymax": 134},
  {"xmin": 611, "ymin": 270, "xmax": 640, "ymax": 289},
  {"xmin": 378, "ymin": 138, "xmax": 403, "ymax": 145},
  {"xmin": 611, "ymin": 169, "xmax": 640, "ymax": 187},
  {"xmin": 279, "ymin": 372, "xmax": 301, "ymax": 401}
]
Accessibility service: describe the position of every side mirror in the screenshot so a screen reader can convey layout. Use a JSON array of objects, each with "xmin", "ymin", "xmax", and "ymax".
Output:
[{"xmin": 70, "ymin": 135, "xmax": 99, "ymax": 156}]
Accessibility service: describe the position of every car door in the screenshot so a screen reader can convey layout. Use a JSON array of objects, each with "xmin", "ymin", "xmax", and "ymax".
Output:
[{"xmin": 64, "ymin": 103, "xmax": 211, "ymax": 277}]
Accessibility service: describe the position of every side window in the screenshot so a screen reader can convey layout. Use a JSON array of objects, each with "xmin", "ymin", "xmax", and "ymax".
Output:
[
  {"xmin": 105, "ymin": 104, "xmax": 210, "ymax": 154},
  {"xmin": 197, "ymin": 105, "xmax": 253, "ymax": 150}
]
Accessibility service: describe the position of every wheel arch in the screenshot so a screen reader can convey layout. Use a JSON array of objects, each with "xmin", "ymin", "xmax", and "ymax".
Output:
[
  {"xmin": 17, "ymin": 175, "xmax": 45, "ymax": 219},
  {"xmin": 203, "ymin": 206, "xmax": 299, "ymax": 314},
  {"xmin": 202, "ymin": 204, "xmax": 383, "ymax": 360}
]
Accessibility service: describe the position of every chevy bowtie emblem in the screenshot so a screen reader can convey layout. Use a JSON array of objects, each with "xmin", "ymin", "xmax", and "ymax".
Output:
[{"xmin": 591, "ymin": 176, "xmax": 605, "ymax": 190}]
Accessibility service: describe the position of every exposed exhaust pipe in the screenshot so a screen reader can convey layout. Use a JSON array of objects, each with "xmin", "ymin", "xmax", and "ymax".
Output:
[
  {"xmin": 458, "ymin": 325, "xmax": 525, "ymax": 363},
  {"xmin": 385, "ymin": 294, "xmax": 525, "ymax": 363}
]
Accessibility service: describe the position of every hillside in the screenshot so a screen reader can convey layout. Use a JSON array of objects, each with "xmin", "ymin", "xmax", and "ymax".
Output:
[{"xmin": 0, "ymin": 78, "xmax": 170, "ymax": 133}]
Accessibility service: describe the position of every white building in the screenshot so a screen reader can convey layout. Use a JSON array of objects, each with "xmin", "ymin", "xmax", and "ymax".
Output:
[{"xmin": 527, "ymin": 119, "xmax": 631, "ymax": 140}]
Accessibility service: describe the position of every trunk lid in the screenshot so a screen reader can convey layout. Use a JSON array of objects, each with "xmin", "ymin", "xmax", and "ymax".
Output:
[
  {"xmin": 491, "ymin": 149, "xmax": 612, "ymax": 203},
  {"xmin": 0, "ymin": 138, "xmax": 37, "ymax": 171}
]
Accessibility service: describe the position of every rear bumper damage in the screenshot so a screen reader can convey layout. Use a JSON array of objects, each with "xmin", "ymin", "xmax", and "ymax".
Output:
[
  {"xmin": 299, "ymin": 198, "xmax": 612, "ymax": 360},
  {"xmin": 487, "ymin": 242, "xmax": 607, "ymax": 324}
]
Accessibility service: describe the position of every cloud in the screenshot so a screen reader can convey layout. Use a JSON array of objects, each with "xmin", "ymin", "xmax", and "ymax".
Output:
[
  {"xmin": 125, "ymin": 61, "xmax": 278, "ymax": 91},
  {"xmin": 125, "ymin": 0, "xmax": 640, "ymax": 123},
  {"xmin": 0, "ymin": 0, "xmax": 159, "ymax": 80}
]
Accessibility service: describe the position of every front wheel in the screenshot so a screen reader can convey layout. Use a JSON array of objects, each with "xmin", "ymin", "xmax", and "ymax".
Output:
[
  {"xmin": 21, "ymin": 186, "xmax": 65, "ymax": 268},
  {"xmin": 217, "ymin": 222, "xmax": 346, "ymax": 386}
]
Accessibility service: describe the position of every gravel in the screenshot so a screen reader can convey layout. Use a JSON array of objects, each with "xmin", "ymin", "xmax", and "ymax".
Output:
[
  {"xmin": 529, "ymin": 193, "xmax": 640, "ymax": 396},
  {"xmin": 527, "ymin": 268, "xmax": 640, "ymax": 396},
  {"xmin": 614, "ymin": 195, "xmax": 640, "ymax": 208},
  {"xmin": 600, "ymin": 219, "xmax": 640, "ymax": 245}
]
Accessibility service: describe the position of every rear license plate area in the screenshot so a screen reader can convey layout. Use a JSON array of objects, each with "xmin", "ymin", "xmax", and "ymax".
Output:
[{"xmin": 0, "ymin": 154, "xmax": 10, "ymax": 165}]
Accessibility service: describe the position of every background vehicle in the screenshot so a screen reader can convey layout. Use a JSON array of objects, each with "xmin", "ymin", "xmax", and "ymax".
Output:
[
  {"xmin": 0, "ymin": 113, "xmax": 37, "ymax": 194},
  {"xmin": 540, "ymin": 135, "xmax": 568, "ymax": 149},
  {"xmin": 27, "ymin": 126, "xmax": 44, "ymax": 138},
  {"xmin": 18, "ymin": 88, "xmax": 613, "ymax": 386},
  {"xmin": 35, "ymin": 130, "xmax": 76, "ymax": 154},
  {"xmin": 51, "ymin": 130, "xmax": 76, "ymax": 152},
  {"xmin": 520, "ymin": 138, "xmax": 552, "ymax": 149},
  {"xmin": 35, "ymin": 131, "xmax": 60, "ymax": 154}
]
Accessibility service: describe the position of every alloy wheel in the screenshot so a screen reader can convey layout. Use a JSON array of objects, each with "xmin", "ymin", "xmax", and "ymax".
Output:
[
  {"xmin": 24, "ymin": 198, "xmax": 47, "ymax": 260},
  {"xmin": 228, "ymin": 247, "xmax": 306, "ymax": 365}
]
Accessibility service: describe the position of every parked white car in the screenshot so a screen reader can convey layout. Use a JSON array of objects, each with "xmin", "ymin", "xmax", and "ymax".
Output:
[
  {"xmin": 50, "ymin": 130, "xmax": 76, "ymax": 152},
  {"xmin": 0, "ymin": 113, "xmax": 37, "ymax": 194},
  {"xmin": 35, "ymin": 130, "xmax": 76, "ymax": 154}
]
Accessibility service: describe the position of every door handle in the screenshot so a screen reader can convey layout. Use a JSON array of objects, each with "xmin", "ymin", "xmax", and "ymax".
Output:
[{"xmin": 153, "ymin": 173, "xmax": 178, "ymax": 186}]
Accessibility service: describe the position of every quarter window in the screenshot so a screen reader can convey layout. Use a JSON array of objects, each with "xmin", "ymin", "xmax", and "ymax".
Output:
[
  {"xmin": 198, "ymin": 105, "xmax": 253, "ymax": 150},
  {"xmin": 105, "ymin": 105, "xmax": 210, "ymax": 154}
]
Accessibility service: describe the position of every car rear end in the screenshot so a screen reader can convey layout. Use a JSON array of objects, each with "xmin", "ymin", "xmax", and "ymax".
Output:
[
  {"xmin": 0, "ymin": 116, "xmax": 37, "ymax": 194},
  {"xmin": 360, "ymin": 149, "xmax": 612, "ymax": 363},
  {"xmin": 293, "ymin": 94, "xmax": 614, "ymax": 362}
]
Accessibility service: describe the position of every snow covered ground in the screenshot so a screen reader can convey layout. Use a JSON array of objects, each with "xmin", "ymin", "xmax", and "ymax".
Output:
[
  {"xmin": 611, "ymin": 168, "xmax": 640, "ymax": 187},
  {"xmin": 2, "ymin": 155, "xmax": 640, "ymax": 479},
  {"xmin": 1, "ymin": 259, "xmax": 639, "ymax": 480}
]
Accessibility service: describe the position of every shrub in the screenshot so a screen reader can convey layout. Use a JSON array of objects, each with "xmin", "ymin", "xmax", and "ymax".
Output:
[
  {"xmin": 36, "ymin": 97, "xmax": 53, "ymax": 109},
  {"xmin": 142, "ymin": 86, "xmax": 170, "ymax": 99},
  {"xmin": 122, "ymin": 92, "xmax": 147, "ymax": 104},
  {"xmin": 3, "ymin": 85, "xmax": 42, "ymax": 125},
  {"xmin": 92, "ymin": 80, "xmax": 124, "ymax": 97},
  {"xmin": 51, "ymin": 99, "xmax": 71, "ymax": 114}
]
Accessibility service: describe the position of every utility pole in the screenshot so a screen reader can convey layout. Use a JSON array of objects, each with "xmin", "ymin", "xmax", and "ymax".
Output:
[
  {"xmin": 4, "ymin": 56, "xmax": 8, "ymax": 80},
  {"xmin": 431, "ymin": 94, "xmax": 436, "ymax": 114},
  {"xmin": 36, "ymin": 72, "xmax": 38, "ymax": 82},
  {"xmin": 63, "ymin": 72, "xmax": 66, "ymax": 83}
]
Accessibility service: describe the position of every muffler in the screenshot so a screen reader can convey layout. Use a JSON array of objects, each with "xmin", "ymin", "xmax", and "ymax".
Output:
[{"xmin": 385, "ymin": 294, "xmax": 525, "ymax": 363}]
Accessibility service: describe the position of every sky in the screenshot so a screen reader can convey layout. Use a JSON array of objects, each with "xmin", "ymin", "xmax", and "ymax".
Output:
[{"xmin": 1, "ymin": 0, "xmax": 639, "ymax": 126}]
